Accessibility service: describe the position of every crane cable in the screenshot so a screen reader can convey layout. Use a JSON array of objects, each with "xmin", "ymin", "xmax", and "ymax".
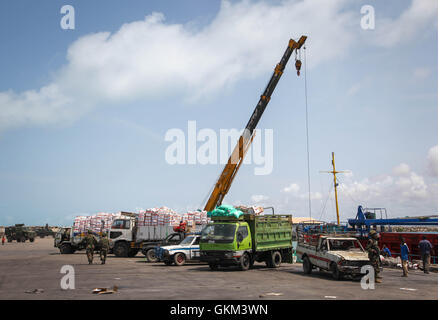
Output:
[{"xmin": 303, "ymin": 45, "xmax": 312, "ymax": 219}]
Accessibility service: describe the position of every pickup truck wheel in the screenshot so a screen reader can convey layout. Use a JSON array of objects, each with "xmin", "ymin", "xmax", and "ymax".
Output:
[
  {"xmin": 239, "ymin": 253, "xmax": 250, "ymax": 271},
  {"xmin": 60, "ymin": 243, "xmax": 73, "ymax": 254},
  {"xmin": 174, "ymin": 253, "xmax": 186, "ymax": 266},
  {"xmin": 331, "ymin": 263, "xmax": 343, "ymax": 280},
  {"xmin": 114, "ymin": 242, "xmax": 129, "ymax": 257},
  {"xmin": 303, "ymin": 256, "xmax": 313, "ymax": 274},
  {"xmin": 29, "ymin": 238, "xmax": 35, "ymax": 243},
  {"xmin": 146, "ymin": 249, "xmax": 158, "ymax": 262}
]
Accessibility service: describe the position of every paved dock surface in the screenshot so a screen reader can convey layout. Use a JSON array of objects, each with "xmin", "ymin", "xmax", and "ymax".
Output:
[{"xmin": 0, "ymin": 238, "xmax": 437, "ymax": 300}]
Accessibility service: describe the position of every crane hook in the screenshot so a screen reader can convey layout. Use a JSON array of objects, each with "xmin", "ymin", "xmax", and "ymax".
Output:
[{"xmin": 295, "ymin": 59, "xmax": 302, "ymax": 76}]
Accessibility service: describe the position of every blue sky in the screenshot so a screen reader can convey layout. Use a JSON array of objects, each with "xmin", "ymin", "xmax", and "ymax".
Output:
[{"xmin": 1, "ymin": 0, "xmax": 437, "ymax": 226}]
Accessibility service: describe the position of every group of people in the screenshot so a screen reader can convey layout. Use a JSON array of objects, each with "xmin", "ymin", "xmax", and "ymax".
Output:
[
  {"xmin": 366, "ymin": 230, "xmax": 434, "ymax": 282},
  {"xmin": 83, "ymin": 230, "xmax": 110, "ymax": 265}
]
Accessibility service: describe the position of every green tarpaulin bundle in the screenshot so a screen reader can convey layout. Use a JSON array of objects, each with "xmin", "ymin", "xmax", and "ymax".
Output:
[{"xmin": 207, "ymin": 205, "xmax": 244, "ymax": 218}]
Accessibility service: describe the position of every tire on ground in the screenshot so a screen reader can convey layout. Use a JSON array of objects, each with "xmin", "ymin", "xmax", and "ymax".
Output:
[
  {"xmin": 331, "ymin": 262, "xmax": 343, "ymax": 280},
  {"xmin": 114, "ymin": 242, "xmax": 129, "ymax": 257},
  {"xmin": 268, "ymin": 251, "xmax": 282, "ymax": 268},
  {"xmin": 303, "ymin": 256, "xmax": 313, "ymax": 274},
  {"xmin": 60, "ymin": 243, "xmax": 73, "ymax": 254},
  {"xmin": 128, "ymin": 248, "xmax": 139, "ymax": 257},
  {"xmin": 174, "ymin": 253, "xmax": 186, "ymax": 266},
  {"xmin": 146, "ymin": 249, "xmax": 158, "ymax": 262},
  {"xmin": 239, "ymin": 253, "xmax": 250, "ymax": 271}
]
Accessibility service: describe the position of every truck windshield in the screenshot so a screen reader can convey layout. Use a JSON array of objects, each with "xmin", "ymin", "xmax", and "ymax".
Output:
[
  {"xmin": 328, "ymin": 239, "xmax": 364, "ymax": 252},
  {"xmin": 201, "ymin": 224, "xmax": 236, "ymax": 243},
  {"xmin": 111, "ymin": 219, "xmax": 130, "ymax": 229}
]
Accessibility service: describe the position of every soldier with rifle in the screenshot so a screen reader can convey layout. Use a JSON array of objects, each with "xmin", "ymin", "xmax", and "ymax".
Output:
[
  {"xmin": 99, "ymin": 232, "xmax": 110, "ymax": 264},
  {"xmin": 84, "ymin": 230, "xmax": 97, "ymax": 265},
  {"xmin": 366, "ymin": 230, "xmax": 382, "ymax": 283}
]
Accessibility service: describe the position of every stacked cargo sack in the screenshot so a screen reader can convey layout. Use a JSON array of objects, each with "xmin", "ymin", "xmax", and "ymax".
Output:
[{"xmin": 207, "ymin": 205, "xmax": 244, "ymax": 218}]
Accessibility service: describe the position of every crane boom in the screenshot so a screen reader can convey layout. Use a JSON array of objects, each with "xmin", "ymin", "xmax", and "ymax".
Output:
[{"xmin": 204, "ymin": 36, "xmax": 307, "ymax": 212}]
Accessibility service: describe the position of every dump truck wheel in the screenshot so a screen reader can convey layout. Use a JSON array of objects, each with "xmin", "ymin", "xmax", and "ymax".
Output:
[
  {"xmin": 209, "ymin": 263, "xmax": 218, "ymax": 271},
  {"xmin": 303, "ymin": 256, "xmax": 312, "ymax": 274},
  {"xmin": 331, "ymin": 263, "xmax": 343, "ymax": 280},
  {"xmin": 174, "ymin": 253, "xmax": 186, "ymax": 266},
  {"xmin": 60, "ymin": 243, "xmax": 73, "ymax": 254},
  {"xmin": 269, "ymin": 251, "xmax": 282, "ymax": 268},
  {"xmin": 30, "ymin": 238, "xmax": 35, "ymax": 243},
  {"xmin": 17, "ymin": 238, "xmax": 21, "ymax": 243},
  {"xmin": 128, "ymin": 248, "xmax": 139, "ymax": 257},
  {"xmin": 146, "ymin": 249, "xmax": 158, "ymax": 262},
  {"xmin": 7, "ymin": 238, "xmax": 12, "ymax": 243},
  {"xmin": 239, "ymin": 253, "xmax": 250, "ymax": 271},
  {"xmin": 114, "ymin": 242, "xmax": 129, "ymax": 257},
  {"xmin": 21, "ymin": 237, "xmax": 26, "ymax": 243}
]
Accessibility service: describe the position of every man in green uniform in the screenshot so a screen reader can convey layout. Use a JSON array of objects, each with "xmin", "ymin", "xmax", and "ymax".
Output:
[
  {"xmin": 99, "ymin": 232, "xmax": 110, "ymax": 264},
  {"xmin": 84, "ymin": 230, "xmax": 97, "ymax": 265},
  {"xmin": 366, "ymin": 230, "xmax": 382, "ymax": 283}
]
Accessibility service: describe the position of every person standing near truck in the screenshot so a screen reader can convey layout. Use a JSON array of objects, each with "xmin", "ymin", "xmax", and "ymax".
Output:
[
  {"xmin": 366, "ymin": 230, "xmax": 382, "ymax": 283},
  {"xmin": 84, "ymin": 230, "xmax": 97, "ymax": 265},
  {"xmin": 99, "ymin": 232, "xmax": 109, "ymax": 265},
  {"xmin": 2, "ymin": 235, "xmax": 5, "ymax": 245},
  {"xmin": 418, "ymin": 236, "xmax": 433, "ymax": 274},
  {"xmin": 400, "ymin": 238, "xmax": 410, "ymax": 277}
]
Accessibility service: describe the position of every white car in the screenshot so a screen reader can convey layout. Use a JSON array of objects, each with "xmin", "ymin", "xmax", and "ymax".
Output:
[
  {"xmin": 155, "ymin": 234, "xmax": 202, "ymax": 266},
  {"xmin": 296, "ymin": 235, "xmax": 371, "ymax": 280}
]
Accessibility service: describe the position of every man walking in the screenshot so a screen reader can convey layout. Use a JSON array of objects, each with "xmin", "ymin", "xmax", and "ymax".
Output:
[
  {"xmin": 366, "ymin": 230, "xmax": 382, "ymax": 283},
  {"xmin": 99, "ymin": 232, "xmax": 109, "ymax": 265},
  {"xmin": 400, "ymin": 238, "xmax": 410, "ymax": 277},
  {"xmin": 418, "ymin": 236, "xmax": 433, "ymax": 274},
  {"xmin": 84, "ymin": 230, "xmax": 97, "ymax": 265}
]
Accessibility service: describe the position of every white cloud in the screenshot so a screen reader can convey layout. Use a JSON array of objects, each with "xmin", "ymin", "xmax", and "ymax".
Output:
[
  {"xmin": 427, "ymin": 145, "xmax": 438, "ymax": 176},
  {"xmin": 373, "ymin": 0, "xmax": 438, "ymax": 47},
  {"xmin": 283, "ymin": 183, "xmax": 300, "ymax": 194},
  {"xmin": 413, "ymin": 67, "xmax": 432, "ymax": 80},
  {"xmin": 0, "ymin": 0, "xmax": 356, "ymax": 131},
  {"xmin": 392, "ymin": 163, "xmax": 410, "ymax": 176},
  {"xmin": 251, "ymin": 194, "xmax": 269, "ymax": 203}
]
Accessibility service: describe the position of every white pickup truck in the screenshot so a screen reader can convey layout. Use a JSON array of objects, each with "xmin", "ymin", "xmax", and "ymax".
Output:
[
  {"xmin": 155, "ymin": 234, "xmax": 202, "ymax": 266},
  {"xmin": 296, "ymin": 234, "xmax": 371, "ymax": 280}
]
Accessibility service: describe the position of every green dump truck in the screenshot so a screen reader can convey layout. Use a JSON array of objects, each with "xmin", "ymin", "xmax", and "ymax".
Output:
[
  {"xmin": 5, "ymin": 224, "xmax": 36, "ymax": 243},
  {"xmin": 200, "ymin": 214, "xmax": 293, "ymax": 271}
]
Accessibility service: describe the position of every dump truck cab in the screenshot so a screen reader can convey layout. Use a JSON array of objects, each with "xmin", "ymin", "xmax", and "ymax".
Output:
[{"xmin": 200, "ymin": 221, "xmax": 252, "ymax": 263}]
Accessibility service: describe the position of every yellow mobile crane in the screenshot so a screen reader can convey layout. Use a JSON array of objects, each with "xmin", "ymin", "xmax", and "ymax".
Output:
[{"xmin": 204, "ymin": 36, "xmax": 307, "ymax": 212}]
